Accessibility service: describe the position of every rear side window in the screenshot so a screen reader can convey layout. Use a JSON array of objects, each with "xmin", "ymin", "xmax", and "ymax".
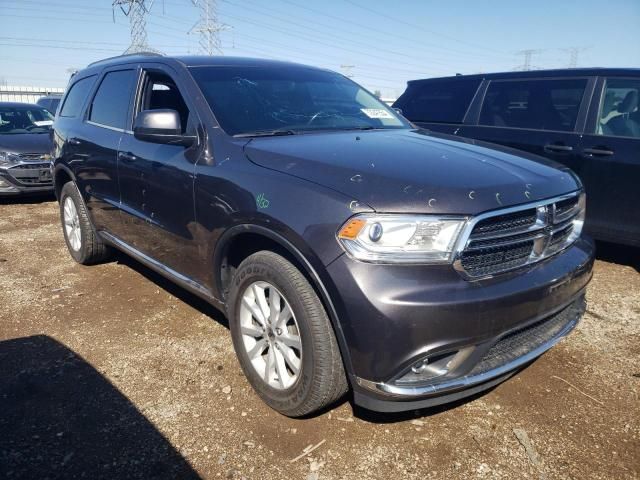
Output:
[
  {"xmin": 597, "ymin": 78, "xmax": 640, "ymax": 138},
  {"xmin": 479, "ymin": 78, "xmax": 587, "ymax": 132},
  {"xmin": 59, "ymin": 76, "xmax": 95, "ymax": 118},
  {"xmin": 89, "ymin": 70, "xmax": 137, "ymax": 129},
  {"xmin": 393, "ymin": 79, "xmax": 481, "ymax": 123}
]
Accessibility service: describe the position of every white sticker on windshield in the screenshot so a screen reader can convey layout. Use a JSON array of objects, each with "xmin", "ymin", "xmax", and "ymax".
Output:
[
  {"xmin": 360, "ymin": 108, "xmax": 394, "ymax": 119},
  {"xmin": 33, "ymin": 120, "xmax": 53, "ymax": 126}
]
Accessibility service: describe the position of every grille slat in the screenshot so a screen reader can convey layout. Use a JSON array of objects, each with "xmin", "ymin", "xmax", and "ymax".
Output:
[
  {"xmin": 458, "ymin": 193, "xmax": 582, "ymax": 278},
  {"xmin": 468, "ymin": 298, "xmax": 585, "ymax": 376}
]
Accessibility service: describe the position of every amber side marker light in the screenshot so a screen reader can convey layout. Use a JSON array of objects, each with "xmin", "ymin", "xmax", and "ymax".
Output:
[{"xmin": 338, "ymin": 218, "xmax": 366, "ymax": 240}]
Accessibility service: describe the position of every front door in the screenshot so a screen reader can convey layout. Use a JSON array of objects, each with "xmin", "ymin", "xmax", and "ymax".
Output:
[
  {"xmin": 118, "ymin": 65, "xmax": 204, "ymax": 280},
  {"xmin": 579, "ymin": 76, "xmax": 640, "ymax": 245}
]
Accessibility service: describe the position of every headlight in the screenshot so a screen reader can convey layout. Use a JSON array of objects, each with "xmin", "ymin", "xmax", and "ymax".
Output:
[
  {"xmin": 337, "ymin": 214, "xmax": 467, "ymax": 263},
  {"xmin": 0, "ymin": 151, "xmax": 21, "ymax": 167}
]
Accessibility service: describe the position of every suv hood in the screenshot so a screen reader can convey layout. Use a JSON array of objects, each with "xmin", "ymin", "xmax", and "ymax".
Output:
[
  {"xmin": 0, "ymin": 133, "xmax": 52, "ymax": 155},
  {"xmin": 244, "ymin": 129, "xmax": 579, "ymax": 215}
]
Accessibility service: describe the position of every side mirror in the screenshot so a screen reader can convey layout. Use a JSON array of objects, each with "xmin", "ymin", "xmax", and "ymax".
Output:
[{"xmin": 133, "ymin": 109, "xmax": 196, "ymax": 147}]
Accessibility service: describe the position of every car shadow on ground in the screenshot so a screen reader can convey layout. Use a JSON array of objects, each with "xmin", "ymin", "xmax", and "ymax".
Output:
[
  {"xmin": 0, "ymin": 335, "xmax": 201, "ymax": 480},
  {"xmin": 595, "ymin": 241, "xmax": 639, "ymax": 272},
  {"xmin": 113, "ymin": 252, "xmax": 228, "ymax": 328}
]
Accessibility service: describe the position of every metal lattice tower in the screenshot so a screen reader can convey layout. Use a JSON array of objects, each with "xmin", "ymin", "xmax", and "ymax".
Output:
[
  {"xmin": 191, "ymin": 0, "xmax": 228, "ymax": 55},
  {"xmin": 113, "ymin": 0, "xmax": 155, "ymax": 54},
  {"xmin": 561, "ymin": 46, "xmax": 590, "ymax": 68},
  {"xmin": 514, "ymin": 49, "xmax": 544, "ymax": 71}
]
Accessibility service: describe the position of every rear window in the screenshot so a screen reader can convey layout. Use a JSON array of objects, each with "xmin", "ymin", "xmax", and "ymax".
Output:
[
  {"xmin": 89, "ymin": 70, "xmax": 137, "ymax": 130},
  {"xmin": 59, "ymin": 76, "xmax": 96, "ymax": 118},
  {"xmin": 479, "ymin": 78, "xmax": 587, "ymax": 132},
  {"xmin": 393, "ymin": 78, "xmax": 481, "ymax": 123}
]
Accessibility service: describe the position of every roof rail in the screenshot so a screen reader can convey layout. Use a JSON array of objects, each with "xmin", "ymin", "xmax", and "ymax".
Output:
[{"xmin": 88, "ymin": 51, "xmax": 164, "ymax": 67}]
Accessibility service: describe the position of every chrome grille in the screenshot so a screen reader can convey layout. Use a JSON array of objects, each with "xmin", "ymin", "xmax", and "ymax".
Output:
[
  {"xmin": 457, "ymin": 192, "xmax": 584, "ymax": 278},
  {"xmin": 7, "ymin": 163, "xmax": 52, "ymax": 186},
  {"xmin": 18, "ymin": 153, "xmax": 50, "ymax": 161}
]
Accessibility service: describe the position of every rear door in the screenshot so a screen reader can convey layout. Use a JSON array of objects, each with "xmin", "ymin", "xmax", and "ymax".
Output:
[
  {"xmin": 579, "ymin": 76, "xmax": 640, "ymax": 246},
  {"xmin": 73, "ymin": 68, "xmax": 137, "ymax": 234},
  {"xmin": 463, "ymin": 77, "xmax": 594, "ymax": 176}
]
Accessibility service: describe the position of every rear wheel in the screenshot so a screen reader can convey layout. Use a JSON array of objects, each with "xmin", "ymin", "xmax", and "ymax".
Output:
[
  {"xmin": 59, "ymin": 182, "xmax": 111, "ymax": 265},
  {"xmin": 227, "ymin": 251, "xmax": 347, "ymax": 417}
]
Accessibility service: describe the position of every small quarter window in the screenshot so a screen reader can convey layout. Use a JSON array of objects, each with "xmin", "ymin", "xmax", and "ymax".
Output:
[
  {"xmin": 479, "ymin": 78, "xmax": 587, "ymax": 132},
  {"xmin": 597, "ymin": 78, "xmax": 640, "ymax": 138},
  {"xmin": 393, "ymin": 79, "xmax": 481, "ymax": 123},
  {"xmin": 59, "ymin": 76, "xmax": 96, "ymax": 118},
  {"xmin": 89, "ymin": 70, "xmax": 137, "ymax": 130}
]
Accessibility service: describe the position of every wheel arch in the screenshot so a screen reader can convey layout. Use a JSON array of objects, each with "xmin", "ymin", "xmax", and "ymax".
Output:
[
  {"xmin": 53, "ymin": 164, "xmax": 76, "ymax": 200},
  {"xmin": 214, "ymin": 224, "xmax": 355, "ymax": 377}
]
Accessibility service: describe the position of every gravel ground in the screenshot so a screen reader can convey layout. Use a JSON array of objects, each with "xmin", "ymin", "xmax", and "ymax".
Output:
[{"xmin": 0, "ymin": 197, "xmax": 638, "ymax": 480}]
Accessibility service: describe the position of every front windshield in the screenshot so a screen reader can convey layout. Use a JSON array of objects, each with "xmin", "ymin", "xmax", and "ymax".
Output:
[
  {"xmin": 0, "ymin": 105, "xmax": 53, "ymax": 134},
  {"xmin": 189, "ymin": 65, "xmax": 408, "ymax": 136}
]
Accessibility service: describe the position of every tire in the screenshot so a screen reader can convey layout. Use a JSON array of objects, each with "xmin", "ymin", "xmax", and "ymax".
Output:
[
  {"xmin": 227, "ymin": 251, "xmax": 348, "ymax": 417},
  {"xmin": 59, "ymin": 181, "xmax": 111, "ymax": 265}
]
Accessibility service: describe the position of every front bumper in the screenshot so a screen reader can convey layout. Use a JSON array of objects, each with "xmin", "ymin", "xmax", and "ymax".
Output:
[
  {"xmin": 0, "ymin": 163, "xmax": 54, "ymax": 196},
  {"xmin": 325, "ymin": 236, "xmax": 594, "ymax": 412}
]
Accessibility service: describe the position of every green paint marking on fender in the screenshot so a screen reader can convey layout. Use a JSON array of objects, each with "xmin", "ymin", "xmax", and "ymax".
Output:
[{"xmin": 256, "ymin": 193, "xmax": 270, "ymax": 209}]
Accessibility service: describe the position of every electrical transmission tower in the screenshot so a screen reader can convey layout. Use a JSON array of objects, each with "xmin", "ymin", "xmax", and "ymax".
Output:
[
  {"xmin": 340, "ymin": 64, "xmax": 355, "ymax": 78},
  {"xmin": 561, "ymin": 46, "xmax": 590, "ymax": 68},
  {"xmin": 514, "ymin": 49, "xmax": 544, "ymax": 71},
  {"xmin": 113, "ymin": 0, "xmax": 156, "ymax": 54},
  {"xmin": 190, "ymin": 0, "xmax": 228, "ymax": 55}
]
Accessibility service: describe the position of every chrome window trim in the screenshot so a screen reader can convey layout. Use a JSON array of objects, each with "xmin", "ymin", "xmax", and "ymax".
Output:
[
  {"xmin": 86, "ymin": 120, "xmax": 126, "ymax": 133},
  {"xmin": 452, "ymin": 190, "xmax": 582, "ymax": 280}
]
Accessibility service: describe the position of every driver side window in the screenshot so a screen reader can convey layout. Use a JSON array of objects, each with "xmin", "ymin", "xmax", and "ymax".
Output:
[{"xmin": 139, "ymin": 71, "xmax": 190, "ymax": 134}]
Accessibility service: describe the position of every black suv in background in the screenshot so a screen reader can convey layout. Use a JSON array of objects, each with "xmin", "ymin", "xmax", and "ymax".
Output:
[
  {"xmin": 52, "ymin": 54, "xmax": 593, "ymax": 416},
  {"xmin": 0, "ymin": 102, "xmax": 54, "ymax": 196},
  {"xmin": 394, "ymin": 68, "xmax": 640, "ymax": 247},
  {"xmin": 37, "ymin": 94, "xmax": 63, "ymax": 116}
]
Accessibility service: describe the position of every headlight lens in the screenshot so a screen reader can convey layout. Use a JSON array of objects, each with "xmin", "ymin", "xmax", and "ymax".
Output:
[
  {"xmin": 0, "ymin": 151, "xmax": 21, "ymax": 166},
  {"xmin": 337, "ymin": 214, "xmax": 467, "ymax": 263}
]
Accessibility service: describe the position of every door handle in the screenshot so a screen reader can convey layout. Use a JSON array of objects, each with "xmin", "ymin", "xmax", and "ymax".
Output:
[
  {"xmin": 118, "ymin": 152, "xmax": 137, "ymax": 163},
  {"xmin": 583, "ymin": 147, "xmax": 614, "ymax": 156},
  {"xmin": 544, "ymin": 144, "xmax": 573, "ymax": 153},
  {"xmin": 68, "ymin": 137, "xmax": 82, "ymax": 146}
]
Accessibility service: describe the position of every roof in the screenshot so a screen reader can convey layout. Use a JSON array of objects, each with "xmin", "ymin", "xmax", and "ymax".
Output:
[
  {"xmin": 408, "ymin": 67, "xmax": 640, "ymax": 84},
  {"xmin": 79, "ymin": 54, "xmax": 322, "ymax": 77},
  {"xmin": 0, "ymin": 102, "xmax": 44, "ymax": 108}
]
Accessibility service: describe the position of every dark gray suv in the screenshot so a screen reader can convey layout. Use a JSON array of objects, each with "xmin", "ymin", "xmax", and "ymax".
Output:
[{"xmin": 52, "ymin": 54, "xmax": 594, "ymax": 416}]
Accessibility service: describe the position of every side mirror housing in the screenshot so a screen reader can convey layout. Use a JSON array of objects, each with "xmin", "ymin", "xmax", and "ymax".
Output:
[{"xmin": 133, "ymin": 109, "xmax": 196, "ymax": 147}]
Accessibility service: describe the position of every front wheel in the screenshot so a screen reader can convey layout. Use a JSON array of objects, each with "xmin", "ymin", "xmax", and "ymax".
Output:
[{"xmin": 227, "ymin": 251, "xmax": 347, "ymax": 417}]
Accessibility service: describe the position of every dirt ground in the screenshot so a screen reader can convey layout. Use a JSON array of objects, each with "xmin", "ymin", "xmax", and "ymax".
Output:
[{"xmin": 0, "ymin": 196, "xmax": 638, "ymax": 480}]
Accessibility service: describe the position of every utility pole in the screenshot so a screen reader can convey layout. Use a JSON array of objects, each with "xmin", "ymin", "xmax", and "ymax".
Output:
[
  {"xmin": 514, "ymin": 49, "xmax": 544, "ymax": 71},
  {"xmin": 561, "ymin": 46, "xmax": 589, "ymax": 68},
  {"xmin": 190, "ymin": 0, "xmax": 228, "ymax": 55},
  {"xmin": 112, "ymin": 0, "xmax": 155, "ymax": 54},
  {"xmin": 340, "ymin": 64, "xmax": 355, "ymax": 78}
]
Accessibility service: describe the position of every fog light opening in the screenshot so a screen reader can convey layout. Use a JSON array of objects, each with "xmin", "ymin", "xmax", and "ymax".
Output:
[{"xmin": 395, "ymin": 351, "xmax": 458, "ymax": 385}]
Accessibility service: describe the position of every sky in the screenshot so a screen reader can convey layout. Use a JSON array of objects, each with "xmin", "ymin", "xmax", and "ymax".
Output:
[{"xmin": 1, "ymin": 0, "xmax": 639, "ymax": 99}]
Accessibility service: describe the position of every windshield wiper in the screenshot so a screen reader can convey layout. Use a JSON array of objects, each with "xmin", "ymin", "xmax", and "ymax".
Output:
[{"xmin": 234, "ymin": 129, "xmax": 297, "ymax": 138}]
